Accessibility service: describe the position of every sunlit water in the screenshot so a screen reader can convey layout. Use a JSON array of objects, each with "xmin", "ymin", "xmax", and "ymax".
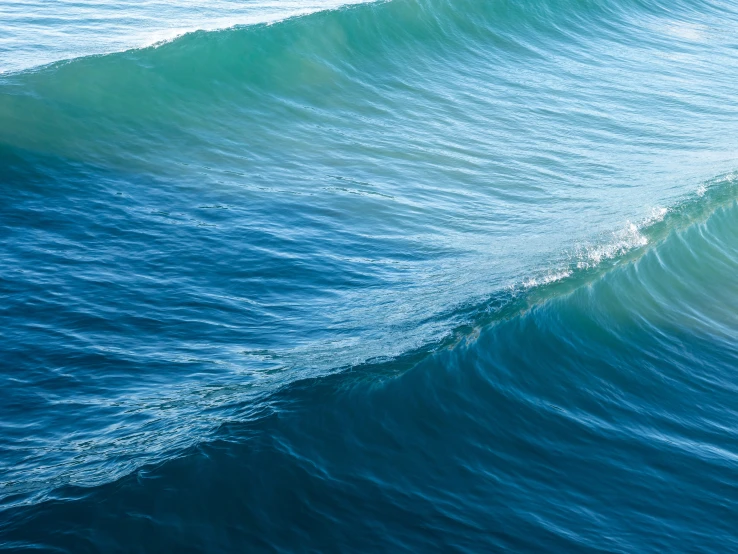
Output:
[{"xmin": 2, "ymin": 0, "xmax": 738, "ymax": 550}]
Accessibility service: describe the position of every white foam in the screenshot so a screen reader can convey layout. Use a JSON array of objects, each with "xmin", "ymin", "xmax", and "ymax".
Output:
[
  {"xmin": 583, "ymin": 206, "xmax": 670, "ymax": 267},
  {"xmin": 646, "ymin": 206, "xmax": 668, "ymax": 224},
  {"xmin": 518, "ymin": 206, "xmax": 671, "ymax": 292},
  {"xmin": 576, "ymin": 222, "xmax": 647, "ymax": 269},
  {"xmin": 522, "ymin": 269, "xmax": 573, "ymax": 289}
]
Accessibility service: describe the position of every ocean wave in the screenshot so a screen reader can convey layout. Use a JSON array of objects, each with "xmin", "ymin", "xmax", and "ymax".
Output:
[
  {"xmin": 3, "ymin": 175, "xmax": 738, "ymax": 551},
  {"xmin": 2, "ymin": 0, "xmax": 738, "ymax": 536},
  {"xmin": 2, "ymin": 169, "xmax": 736, "ymax": 512}
]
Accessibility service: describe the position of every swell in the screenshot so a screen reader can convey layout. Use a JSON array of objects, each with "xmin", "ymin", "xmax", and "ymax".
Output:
[
  {"xmin": 2, "ymin": 0, "xmax": 736, "ymax": 205},
  {"xmin": 1, "ymin": 170, "xmax": 737, "ymax": 512},
  {"xmin": 3, "ymin": 180, "xmax": 738, "ymax": 551},
  {"xmin": 2, "ymin": 0, "xmax": 736, "ymax": 194},
  {"xmin": 0, "ymin": 0, "xmax": 378, "ymax": 76},
  {"xmin": 3, "ymin": 0, "xmax": 738, "ymax": 516},
  {"xmin": 1, "ymin": 0, "xmax": 732, "ymax": 152},
  {"xmin": 0, "ymin": 0, "xmax": 652, "ymax": 78}
]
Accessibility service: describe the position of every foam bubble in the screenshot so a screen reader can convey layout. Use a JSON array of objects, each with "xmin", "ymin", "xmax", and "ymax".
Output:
[
  {"xmin": 523, "ymin": 270, "xmax": 573, "ymax": 289},
  {"xmin": 576, "ymin": 222, "xmax": 647, "ymax": 269}
]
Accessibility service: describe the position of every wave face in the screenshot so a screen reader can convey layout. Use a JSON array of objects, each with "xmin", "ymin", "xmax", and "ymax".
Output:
[{"xmin": 2, "ymin": 0, "xmax": 738, "ymax": 550}]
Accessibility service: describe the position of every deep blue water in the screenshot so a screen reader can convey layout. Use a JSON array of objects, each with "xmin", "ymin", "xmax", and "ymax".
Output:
[{"xmin": 2, "ymin": 0, "xmax": 738, "ymax": 551}]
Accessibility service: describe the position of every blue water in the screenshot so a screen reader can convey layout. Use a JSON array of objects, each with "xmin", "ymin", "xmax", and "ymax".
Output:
[{"xmin": 2, "ymin": 0, "xmax": 738, "ymax": 550}]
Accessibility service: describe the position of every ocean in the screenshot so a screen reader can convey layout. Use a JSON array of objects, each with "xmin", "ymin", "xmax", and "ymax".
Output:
[{"xmin": 1, "ymin": 0, "xmax": 738, "ymax": 550}]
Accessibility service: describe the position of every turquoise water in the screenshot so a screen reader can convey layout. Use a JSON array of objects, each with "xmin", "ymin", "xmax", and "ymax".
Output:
[{"xmin": 2, "ymin": 0, "xmax": 738, "ymax": 550}]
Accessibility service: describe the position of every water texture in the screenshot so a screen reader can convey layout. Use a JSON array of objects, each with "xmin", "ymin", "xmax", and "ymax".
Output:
[{"xmin": 1, "ymin": 0, "xmax": 738, "ymax": 550}]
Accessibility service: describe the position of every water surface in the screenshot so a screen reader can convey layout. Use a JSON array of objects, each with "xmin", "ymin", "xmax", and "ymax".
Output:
[{"xmin": 2, "ymin": 0, "xmax": 738, "ymax": 550}]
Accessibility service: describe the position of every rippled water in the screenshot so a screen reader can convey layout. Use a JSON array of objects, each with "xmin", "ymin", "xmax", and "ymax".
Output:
[{"xmin": 2, "ymin": 0, "xmax": 738, "ymax": 550}]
